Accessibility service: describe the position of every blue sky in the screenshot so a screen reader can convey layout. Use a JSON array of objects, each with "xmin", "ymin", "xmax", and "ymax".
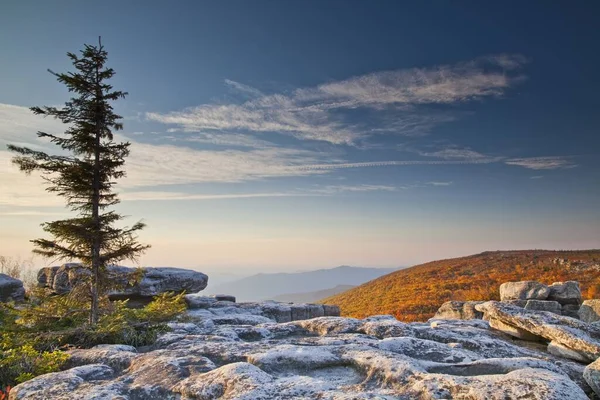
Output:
[{"xmin": 1, "ymin": 1, "xmax": 599, "ymax": 272}]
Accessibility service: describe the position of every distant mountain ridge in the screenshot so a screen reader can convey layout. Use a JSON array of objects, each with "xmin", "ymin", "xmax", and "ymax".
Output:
[
  {"xmin": 271, "ymin": 285, "xmax": 356, "ymax": 304},
  {"xmin": 322, "ymin": 250, "xmax": 600, "ymax": 322},
  {"xmin": 205, "ymin": 266, "xmax": 401, "ymax": 302}
]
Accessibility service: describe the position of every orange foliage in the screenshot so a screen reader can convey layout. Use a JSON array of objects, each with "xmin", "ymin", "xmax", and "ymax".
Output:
[
  {"xmin": 0, "ymin": 386, "xmax": 10, "ymax": 400},
  {"xmin": 321, "ymin": 250, "xmax": 600, "ymax": 322}
]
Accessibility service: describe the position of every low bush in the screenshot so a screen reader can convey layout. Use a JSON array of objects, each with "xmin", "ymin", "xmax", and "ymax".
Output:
[{"xmin": 0, "ymin": 290, "xmax": 187, "ymax": 388}]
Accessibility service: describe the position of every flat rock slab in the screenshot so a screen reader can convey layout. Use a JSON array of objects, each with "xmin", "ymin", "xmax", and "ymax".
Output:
[
  {"xmin": 37, "ymin": 264, "xmax": 208, "ymax": 299},
  {"xmin": 184, "ymin": 294, "xmax": 340, "ymax": 323},
  {"xmin": 0, "ymin": 273, "xmax": 25, "ymax": 302},
  {"xmin": 477, "ymin": 300, "xmax": 600, "ymax": 362},
  {"xmin": 10, "ymin": 300, "xmax": 595, "ymax": 399}
]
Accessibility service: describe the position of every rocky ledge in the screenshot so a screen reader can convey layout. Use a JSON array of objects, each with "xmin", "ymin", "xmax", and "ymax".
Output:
[
  {"xmin": 10, "ymin": 286, "xmax": 600, "ymax": 400},
  {"xmin": 37, "ymin": 264, "xmax": 208, "ymax": 302}
]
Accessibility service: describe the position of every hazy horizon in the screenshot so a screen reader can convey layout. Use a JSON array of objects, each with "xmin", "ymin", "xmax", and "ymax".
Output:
[{"xmin": 1, "ymin": 1, "xmax": 599, "ymax": 271}]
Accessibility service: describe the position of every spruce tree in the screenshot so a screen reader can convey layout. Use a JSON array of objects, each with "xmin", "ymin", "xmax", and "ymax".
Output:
[{"xmin": 8, "ymin": 38, "xmax": 149, "ymax": 324}]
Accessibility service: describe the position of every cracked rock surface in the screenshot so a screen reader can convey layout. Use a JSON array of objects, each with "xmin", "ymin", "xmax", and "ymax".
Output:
[{"xmin": 10, "ymin": 297, "xmax": 598, "ymax": 400}]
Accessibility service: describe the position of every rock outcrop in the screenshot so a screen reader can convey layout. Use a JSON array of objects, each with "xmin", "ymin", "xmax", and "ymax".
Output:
[
  {"xmin": 548, "ymin": 281, "xmax": 582, "ymax": 305},
  {"xmin": 11, "ymin": 295, "xmax": 595, "ymax": 399},
  {"xmin": 0, "ymin": 273, "xmax": 25, "ymax": 302},
  {"xmin": 499, "ymin": 280, "xmax": 550, "ymax": 301},
  {"xmin": 12, "ymin": 276, "xmax": 600, "ymax": 399},
  {"xmin": 37, "ymin": 264, "xmax": 208, "ymax": 301},
  {"xmin": 580, "ymin": 299, "xmax": 600, "ymax": 323},
  {"xmin": 476, "ymin": 300, "xmax": 600, "ymax": 362},
  {"xmin": 433, "ymin": 300, "xmax": 484, "ymax": 320}
]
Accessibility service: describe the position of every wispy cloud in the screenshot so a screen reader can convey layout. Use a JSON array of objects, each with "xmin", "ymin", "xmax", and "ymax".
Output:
[
  {"xmin": 120, "ymin": 191, "xmax": 307, "ymax": 202},
  {"xmin": 296, "ymin": 158, "xmax": 496, "ymax": 171},
  {"xmin": 224, "ymin": 79, "xmax": 264, "ymax": 98},
  {"xmin": 147, "ymin": 54, "xmax": 527, "ymax": 145},
  {"xmin": 185, "ymin": 132, "xmax": 274, "ymax": 148},
  {"xmin": 304, "ymin": 184, "xmax": 398, "ymax": 195},
  {"xmin": 427, "ymin": 181, "xmax": 453, "ymax": 186},
  {"xmin": 418, "ymin": 147, "xmax": 499, "ymax": 162},
  {"xmin": 504, "ymin": 157, "xmax": 576, "ymax": 170}
]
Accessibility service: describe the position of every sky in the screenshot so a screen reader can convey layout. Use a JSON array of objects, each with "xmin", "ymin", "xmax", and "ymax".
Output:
[{"xmin": 0, "ymin": 1, "xmax": 599, "ymax": 273}]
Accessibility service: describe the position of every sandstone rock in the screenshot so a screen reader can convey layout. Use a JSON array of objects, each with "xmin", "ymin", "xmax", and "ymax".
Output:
[
  {"xmin": 579, "ymin": 299, "xmax": 600, "ymax": 323},
  {"xmin": 503, "ymin": 299, "xmax": 528, "ymax": 307},
  {"xmin": 499, "ymin": 281, "xmax": 550, "ymax": 301},
  {"xmin": 259, "ymin": 301, "xmax": 292, "ymax": 322},
  {"xmin": 184, "ymin": 294, "xmax": 218, "ymax": 309},
  {"xmin": 174, "ymin": 362, "xmax": 274, "ymax": 399},
  {"xmin": 434, "ymin": 300, "xmax": 484, "ymax": 320},
  {"xmin": 213, "ymin": 294, "xmax": 236, "ymax": 302},
  {"xmin": 67, "ymin": 344, "xmax": 137, "ymax": 372},
  {"xmin": 411, "ymin": 367, "xmax": 587, "ymax": 400},
  {"xmin": 584, "ymin": 357, "xmax": 600, "ymax": 397},
  {"xmin": 563, "ymin": 304, "xmax": 581, "ymax": 319},
  {"xmin": 548, "ymin": 281, "xmax": 582, "ymax": 305},
  {"xmin": 38, "ymin": 264, "xmax": 208, "ymax": 299},
  {"xmin": 126, "ymin": 349, "xmax": 216, "ymax": 399},
  {"xmin": 0, "ymin": 273, "xmax": 25, "ymax": 302},
  {"xmin": 10, "ymin": 299, "xmax": 596, "ymax": 399},
  {"xmin": 322, "ymin": 304, "xmax": 341, "ymax": 316},
  {"xmin": 294, "ymin": 316, "xmax": 362, "ymax": 336},
  {"xmin": 477, "ymin": 300, "xmax": 600, "ymax": 362},
  {"xmin": 8, "ymin": 364, "xmax": 115, "ymax": 400},
  {"xmin": 488, "ymin": 317, "xmax": 544, "ymax": 341},
  {"xmin": 378, "ymin": 336, "xmax": 478, "ymax": 363},
  {"xmin": 548, "ymin": 341, "xmax": 589, "ymax": 363},
  {"xmin": 524, "ymin": 299, "xmax": 562, "ymax": 315}
]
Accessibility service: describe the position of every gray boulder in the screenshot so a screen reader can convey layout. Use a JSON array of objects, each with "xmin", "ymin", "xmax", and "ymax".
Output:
[
  {"xmin": 0, "ymin": 273, "xmax": 25, "ymax": 302},
  {"xmin": 547, "ymin": 281, "xmax": 582, "ymax": 305},
  {"xmin": 584, "ymin": 357, "xmax": 600, "ymax": 397},
  {"xmin": 38, "ymin": 264, "xmax": 208, "ymax": 299},
  {"xmin": 476, "ymin": 300, "xmax": 600, "ymax": 362},
  {"xmin": 579, "ymin": 299, "xmax": 600, "ymax": 323},
  {"xmin": 499, "ymin": 281, "xmax": 550, "ymax": 301},
  {"xmin": 433, "ymin": 301, "xmax": 484, "ymax": 320},
  {"xmin": 523, "ymin": 299, "xmax": 562, "ymax": 315}
]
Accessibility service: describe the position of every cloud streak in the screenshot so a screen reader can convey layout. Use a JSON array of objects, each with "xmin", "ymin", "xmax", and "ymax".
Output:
[
  {"xmin": 504, "ymin": 157, "xmax": 576, "ymax": 170},
  {"xmin": 147, "ymin": 54, "xmax": 527, "ymax": 145}
]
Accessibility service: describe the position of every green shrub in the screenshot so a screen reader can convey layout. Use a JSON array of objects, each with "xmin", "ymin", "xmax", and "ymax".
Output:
[
  {"xmin": 0, "ymin": 291, "xmax": 187, "ymax": 387},
  {"xmin": 0, "ymin": 344, "xmax": 69, "ymax": 387}
]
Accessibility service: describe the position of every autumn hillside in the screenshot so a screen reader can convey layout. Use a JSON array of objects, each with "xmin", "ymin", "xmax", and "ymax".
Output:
[{"xmin": 320, "ymin": 250, "xmax": 600, "ymax": 322}]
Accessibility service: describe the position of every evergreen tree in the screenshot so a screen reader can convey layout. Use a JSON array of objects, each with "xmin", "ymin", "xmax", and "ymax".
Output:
[{"xmin": 8, "ymin": 38, "xmax": 149, "ymax": 324}]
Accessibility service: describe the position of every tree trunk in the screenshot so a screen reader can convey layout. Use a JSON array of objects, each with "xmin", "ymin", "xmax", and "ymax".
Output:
[
  {"xmin": 90, "ymin": 131, "xmax": 101, "ymax": 324},
  {"xmin": 90, "ymin": 50, "xmax": 102, "ymax": 325}
]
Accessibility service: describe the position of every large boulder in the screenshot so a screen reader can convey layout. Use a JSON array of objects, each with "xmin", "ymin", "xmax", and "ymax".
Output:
[
  {"xmin": 476, "ymin": 300, "xmax": 600, "ymax": 362},
  {"xmin": 499, "ymin": 281, "xmax": 550, "ymax": 301},
  {"xmin": 579, "ymin": 299, "xmax": 600, "ymax": 323},
  {"xmin": 547, "ymin": 281, "xmax": 582, "ymax": 305},
  {"xmin": 584, "ymin": 357, "xmax": 600, "ymax": 397},
  {"xmin": 433, "ymin": 301, "xmax": 484, "ymax": 320},
  {"xmin": 37, "ymin": 264, "xmax": 208, "ymax": 299},
  {"xmin": 0, "ymin": 273, "xmax": 25, "ymax": 302}
]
